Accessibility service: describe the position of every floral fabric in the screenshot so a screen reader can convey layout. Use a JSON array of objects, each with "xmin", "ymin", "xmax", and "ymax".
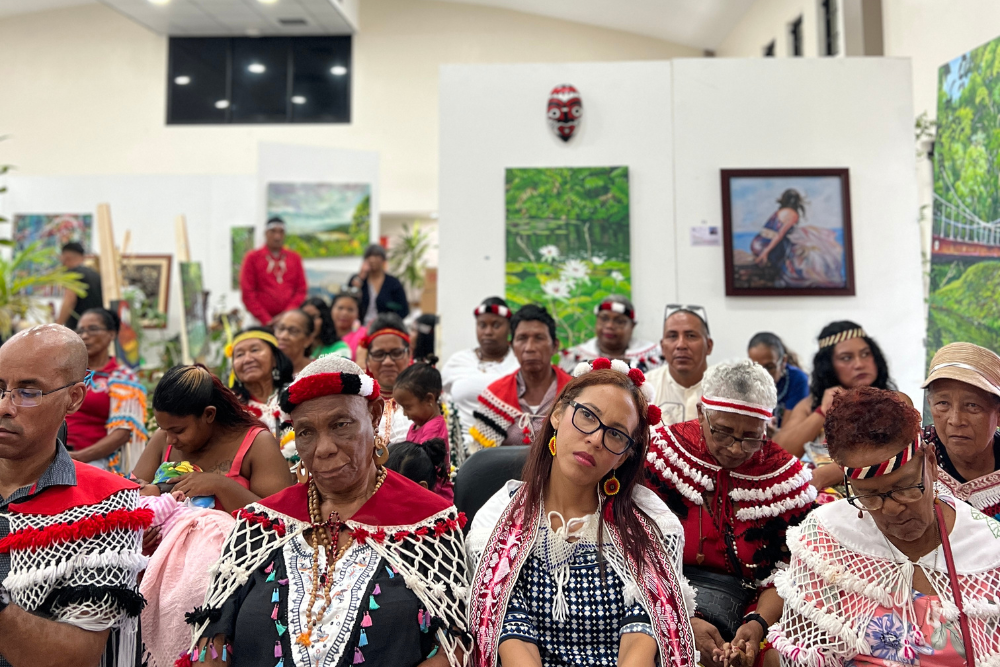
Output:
[{"xmin": 846, "ymin": 594, "xmax": 965, "ymax": 667}]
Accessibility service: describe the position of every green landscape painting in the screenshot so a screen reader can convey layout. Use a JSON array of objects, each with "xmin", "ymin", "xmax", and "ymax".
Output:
[
  {"xmin": 266, "ymin": 183, "xmax": 370, "ymax": 259},
  {"xmin": 505, "ymin": 167, "xmax": 630, "ymax": 348},
  {"xmin": 929, "ymin": 36, "xmax": 1000, "ymax": 366}
]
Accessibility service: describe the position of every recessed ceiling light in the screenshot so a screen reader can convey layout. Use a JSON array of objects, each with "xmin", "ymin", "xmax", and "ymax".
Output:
[
  {"xmin": 215, "ymin": 100, "xmax": 230, "ymax": 109},
  {"xmin": 148, "ymin": 0, "xmax": 170, "ymax": 4},
  {"xmin": 330, "ymin": 66, "xmax": 348, "ymax": 76},
  {"xmin": 174, "ymin": 75, "xmax": 191, "ymax": 85},
  {"xmin": 291, "ymin": 96, "xmax": 307, "ymax": 105},
  {"xmin": 248, "ymin": 63, "xmax": 266, "ymax": 74},
  {"xmin": 257, "ymin": 0, "xmax": 278, "ymax": 4}
]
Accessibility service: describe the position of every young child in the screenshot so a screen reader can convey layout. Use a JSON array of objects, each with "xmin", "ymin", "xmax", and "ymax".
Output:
[
  {"xmin": 392, "ymin": 359, "xmax": 453, "ymax": 499},
  {"xmin": 385, "ymin": 438, "xmax": 450, "ymax": 501}
]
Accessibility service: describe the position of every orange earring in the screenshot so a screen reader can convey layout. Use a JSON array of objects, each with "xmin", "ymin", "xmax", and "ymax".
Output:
[
  {"xmin": 603, "ymin": 470, "xmax": 621, "ymax": 496},
  {"xmin": 548, "ymin": 433, "xmax": 557, "ymax": 456}
]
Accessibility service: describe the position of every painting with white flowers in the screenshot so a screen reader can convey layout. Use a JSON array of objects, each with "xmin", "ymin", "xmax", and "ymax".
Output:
[{"xmin": 505, "ymin": 166, "xmax": 631, "ymax": 347}]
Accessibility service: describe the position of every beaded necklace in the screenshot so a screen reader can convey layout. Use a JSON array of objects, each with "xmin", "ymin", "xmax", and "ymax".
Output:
[{"xmin": 296, "ymin": 466, "xmax": 388, "ymax": 648}]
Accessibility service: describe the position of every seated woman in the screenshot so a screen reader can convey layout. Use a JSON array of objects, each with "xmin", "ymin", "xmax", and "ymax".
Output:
[
  {"xmin": 923, "ymin": 342, "xmax": 1000, "ymax": 517},
  {"xmin": 747, "ymin": 332, "xmax": 809, "ymax": 429},
  {"xmin": 769, "ymin": 386, "xmax": 1000, "ymax": 666},
  {"xmin": 132, "ymin": 365, "xmax": 295, "ymax": 513},
  {"xmin": 228, "ymin": 327, "xmax": 298, "ymax": 466},
  {"xmin": 364, "ymin": 312, "xmax": 415, "ymax": 443},
  {"xmin": 644, "ymin": 360, "xmax": 816, "ymax": 667},
  {"xmin": 467, "ymin": 358, "xmax": 696, "ymax": 667},
  {"xmin": 332, "ymin": 292, "xmax": 367, "ymax": 360},
  {"xmin": 66, "ymin": 307, "xmax": 148, "ymax": 473},
  {"xmin": 179, "ymin": 356, "xmax": 470, "ymax": 667},
  {"xmin": 274, "ymin": 309, "xmax": 316, "ymax": 377},
  {"xmin": 302, "ymin": 296, "xmax": 351, "ymax": 359},
  {"xmin": 559, "ymin": 295, "xmax": 663, "ymax": 373}
]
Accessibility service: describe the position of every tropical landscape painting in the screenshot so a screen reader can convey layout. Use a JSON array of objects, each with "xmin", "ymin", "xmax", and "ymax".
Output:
[
  {"xmin": 230, "ymin": 226, "xmax": 255, "ymax": 290},
  {"xmin": 179, "ymin": 261, "xmax": 208, "ymax": 362},
  {"xmin": 266, "ymin": 183, "xmax": 370, "ymax": 259},
  {"xmin": 14, "ymin": 213, "xmax": 93, "ymax": 296},
  {"xmin": 928, "ymin": 35, "xmax": 1000, "ymax": 364},
  {"xmin": 505, "ymin": 166, "xmax": 630, "ymax": 348}
]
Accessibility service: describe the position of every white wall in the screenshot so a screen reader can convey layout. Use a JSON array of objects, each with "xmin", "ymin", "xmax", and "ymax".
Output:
[
  {"xmin": 438, "ymin": 60, "xmax": 677, "ymax": 363},
  {"xmin": 438, "ymin": 58, "xmax": 925, "ymax": 398},
  {"xmin": 717, "ymin": 0, "xmax": 825, "ymax": 57},
  {"xmin": 0, "ymin": 0, "xmax": 699, "ymax": 216}
]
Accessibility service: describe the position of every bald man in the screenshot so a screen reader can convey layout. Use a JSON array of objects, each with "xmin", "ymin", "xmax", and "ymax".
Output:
[{"xmin": 0, "ymin": 324, "xmax": 151, "ymax": 667}]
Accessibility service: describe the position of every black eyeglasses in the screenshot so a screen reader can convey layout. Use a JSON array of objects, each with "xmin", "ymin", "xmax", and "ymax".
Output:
[
  {"xmin": 844, "ymin": 458, "xmax": 927, "ymax": 512},
  {"xmin": 368, "ymin": 347, "xmax": 409, "ymax": 362},
  {"xmin": 0, "ymin": 381, "xmax": 82, "ymax": 407},
  {"xmin": 704, "ymin": 411, "xmax": 766, "ymax": 452},
  {"xmin": 566, "ymin": 401, "xmax": 635, "ymax": 455},
  {"xmin": 75, "ymin": 326, "xmax": 109, "ymax": 337}
]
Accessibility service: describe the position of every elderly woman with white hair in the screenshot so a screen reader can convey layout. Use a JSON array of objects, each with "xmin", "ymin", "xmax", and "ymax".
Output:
[{"xmin": 644, "ymin": 360, "xmax": 818, "ymax": 667}]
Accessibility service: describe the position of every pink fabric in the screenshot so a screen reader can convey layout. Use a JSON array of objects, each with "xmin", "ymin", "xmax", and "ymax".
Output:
[
  {"xmin": 406, "ymin": 415, "xmax": 449, "ymax": 445},
  {"xmin": 341, "ymin": 326, "xmax": 368, "ymax": 359},
  {"xmin": 139, "ymin": 507, "xmax": 236, "ymax": 667},
  {"xmin": 138, "ymin": 494, "xmax": 191, "ymax": 536}
]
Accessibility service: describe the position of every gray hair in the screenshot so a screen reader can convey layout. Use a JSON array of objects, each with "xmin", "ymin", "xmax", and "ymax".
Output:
[{"xmin": 701, "ymin": 359, "xmax": 777, "ymax": 412}]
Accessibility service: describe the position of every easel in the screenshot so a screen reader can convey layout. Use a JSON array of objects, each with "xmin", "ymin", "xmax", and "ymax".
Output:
[
  {"xmin": 175, "ymin": 214, "xmax": 193, "ymax": 365},
  {"xmin": 95, "ymin": 203, "xmax": 122, "ymax": 306}
]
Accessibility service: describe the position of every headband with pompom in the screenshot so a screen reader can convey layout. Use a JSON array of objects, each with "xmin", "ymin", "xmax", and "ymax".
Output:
[
  {"xmin": 571, "ymin": 357, "xmax": 661, "ymax": 425},
  {"xmin": 280, "ymin": 355, "xmax": 380, "ymax": 413}
]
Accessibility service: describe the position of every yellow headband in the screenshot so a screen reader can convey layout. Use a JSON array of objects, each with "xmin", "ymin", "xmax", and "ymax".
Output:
[{"xmin": 226, "ymin": 331, "xmax": 280, "ymax": 387}]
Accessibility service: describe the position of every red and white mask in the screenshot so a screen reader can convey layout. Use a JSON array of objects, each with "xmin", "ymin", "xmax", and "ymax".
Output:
[{"xmin": 547, "ymin": 84, "xmax": 582, "ymax": 142}]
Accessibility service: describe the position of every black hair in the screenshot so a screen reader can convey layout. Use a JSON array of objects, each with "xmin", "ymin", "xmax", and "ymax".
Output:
[
  {"xmin": 280, "ymin": 309, "xmax": 316, "ymax": 357},
  {"xmin": 364, "ymin": 244, "xmax": 387, "ymax": 260},
  {"xmin": 81, "ymin": 308, "xmax": 120, "ymax": 333},
  {"xmin": 61, "ymin": 242, "xmax": 86, "ymax": 255},
  {"xmin": 332, "ymin": 292, "xmax": 360, "ymax": 311},
  {"xmin": 368, "ymin": 312, "xmax": 408, "ymax": 341},
  {"xmin": 385, "ymin": 438, "xmax": 448, "ymax": 490},
  {"xmin": 413, "ymin": 314, "xmax": 438, "ymax": 362},
  {"xmin": 809, "ymin": 320, "xmax": 895, "ymax": 409},
  {"xmin": 748, "ymin": 332, "xmax": 786, "ymax": 357},
  {"xmin": 777, "ymin": 189, "xmax": 806, "ymax": 216},
  {"xmin": 301, "ymin": 297, "xmax": 338, "ymax": 347},
  {"xmin": 478, "ymin": 296, "xmax": 509, "ymax": 310},
  {"xmin": 510, "ymin": 304, "xmax": 557, "ymax": 344},
  {"xmin": 267, "ymin": 216, "xmax": 285, "ymax": 227},
  {"xmin": 153, "ymin": 364, "xmax": 263, "ymax": 429},
  {"xmin": 230, "ymin": 326, "xmax": 295, "ymax": 403},
  {"xmin": 394, "ymin": 358, "xmax": 442, "ymax": 400}
]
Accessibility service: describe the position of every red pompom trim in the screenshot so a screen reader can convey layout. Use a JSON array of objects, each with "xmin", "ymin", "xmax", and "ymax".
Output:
[
  {"xmin": 0, "ymin": 507, "xmax": 154, "ymax": 554},
  {"xmin": 627, "ymin": 368, "xmax": 645, "ymax": 386},
  {"xmin": 174, "ymin": 653, "xmax": 194, "ymax": 667},
  {"xmin": 592, "ymin": 358, "xmax": 612, "ymax": 370},
  {"xmin": 647, "ymin": 404, "xmax": 662, "ymax": 425}
]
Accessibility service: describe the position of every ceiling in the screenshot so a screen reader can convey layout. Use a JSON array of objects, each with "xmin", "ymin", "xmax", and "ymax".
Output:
[
  {"xmin": 99, "ymin": 0, "xmax": 354, "ymax": 36},
  {"xmin": 428, "ymin": 0, "xmax": 757, "ymax": 50},
  {"xmin": 0, "ymin": 0, "xmax": 93, "ymax": 20}
]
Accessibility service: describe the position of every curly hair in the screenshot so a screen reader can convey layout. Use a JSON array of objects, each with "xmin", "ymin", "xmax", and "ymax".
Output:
[
  {"xmin": 302, "ymin": 296, "xmax": 338, "ymax": 347},
  {"xmin": 809, "ymin": 321, "xmax": 895, "ymax": 409},
  {"xmin": 824, "ymin": 386, "xmax": 920, "ymax": 461}
]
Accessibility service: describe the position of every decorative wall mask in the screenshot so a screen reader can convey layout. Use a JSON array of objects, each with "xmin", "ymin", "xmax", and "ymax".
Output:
[{"xmin": 547, "ymin": 84, "xmax": 582, "ymax": 142}]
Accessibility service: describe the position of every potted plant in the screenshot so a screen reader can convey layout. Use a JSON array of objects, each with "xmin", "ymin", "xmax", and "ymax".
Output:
[
  {"xmin": 0, "ymin": 240, "xmax": 87, "ymax": 338},
  {"xmin": 388, "ymin": 222, "xmax": 432, "ymax": 305}
]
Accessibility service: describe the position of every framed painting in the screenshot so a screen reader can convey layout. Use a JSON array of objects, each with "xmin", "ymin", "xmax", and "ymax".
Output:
[
  {"xmin": 721, "ymin": 168, "xmax": 855, "ymax": 297},
  {"xmin": 266, "ymin": 183, "xmax": 370, "ymax": 259},
  {"xmin": 121, "ymin": 255, "xmax": 171, "ymax": 328}
]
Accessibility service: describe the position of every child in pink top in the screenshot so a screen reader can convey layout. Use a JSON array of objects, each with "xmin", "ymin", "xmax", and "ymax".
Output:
[{"xmin": 392, "ymin": 358, "xmax": 453, "ymax": 499}]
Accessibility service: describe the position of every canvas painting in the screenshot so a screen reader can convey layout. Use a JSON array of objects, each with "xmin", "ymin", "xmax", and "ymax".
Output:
[
  {"xmin": 928, "ymin": 36, "xmax": 1000, "ymax": 364},
  {"xmin": 505, "ymin": 167, "xmax": 631, "ymax": 348},
  {"xmin": 112, "ymin": 299, "xmax": 141, "ymax": 368},
  {"xmin": 304, "ymin": 262, "xmax": 353, "ymax": 301},
  {"xmin": 179, "ymin": 261, "xmax": 208, "ymax": 362},
  {"xmin": 721, "ymin": 169, "xmax": 855, "ymax": 296},
  {"xmin": 231, "ymin": 226, "xmax": 255, "ymax": 290},
  {"xmin": 13, "ymin": 213, "xmax": 93, "ymax": 296},
  {"xmin": 121, "ymin": 255, "xmax": 171, "ymax": 328},
  {"xmin": 266, "ymin": 183, "xmax": 370, "ymax": 259}
]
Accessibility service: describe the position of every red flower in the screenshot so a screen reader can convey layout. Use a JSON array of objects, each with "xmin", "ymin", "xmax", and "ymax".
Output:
[{"xmin": 592, "ymin": 358, "xmax": 612, "ymax": 370}]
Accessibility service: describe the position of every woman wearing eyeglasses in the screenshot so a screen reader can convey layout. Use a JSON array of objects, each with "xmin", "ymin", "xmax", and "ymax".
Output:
[
  {"xmin": 274, "ymin": 309, "xmax": 315, "ymax": 377},
  {"xmin": 770, "ymin": 386, "xmax": 1000, "ymax": 666},
  {"xmin": 65, "ymin": 308, "xmax": 148, "ymax": 474},
  {"xmin": 644, "ymin": 360, "xmax": 817, "ymax": 667},
  {"xmin": 468, "ymin": 358, "xmax": 696, "ymax": 667},
  {"xmin": 364, "ymin": 312, "xmax": 415, "ymax": 443}
]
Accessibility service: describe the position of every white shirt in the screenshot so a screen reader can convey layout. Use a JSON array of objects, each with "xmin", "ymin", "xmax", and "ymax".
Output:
[
  {"xmin": 646, "ymin": 364, "xmax": 714, "ymax": 425},
  {"xmin": 440, "ymin": 348, "xmax": 520, "ymax": 448}
]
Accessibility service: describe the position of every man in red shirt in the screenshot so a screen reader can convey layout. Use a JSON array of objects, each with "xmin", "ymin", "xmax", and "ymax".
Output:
[{"xmin": 240, "ymin": 217, "xmax": 307, "ymax": 324}]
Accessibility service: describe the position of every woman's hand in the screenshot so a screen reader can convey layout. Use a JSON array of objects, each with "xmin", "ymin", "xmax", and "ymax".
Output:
[
  {"xmin": 691, "ymin": 617, "xmax": 725, "ymax": 663},
  {"xmin": 820, "ymin": 386, "xmax": 843, "ymax": 414},
  {"xmin": 715, "ymin": 621, "xmax": 764, "ymax": 667},
  {"xmin": 810, "ymin": 463, "xmax": 843, "ymax": 491},
  {"xmin": 754, "ymin": 250, "xmax": 770, "ymax": 266},
  {"xmin": 168, "ymin": 471, "xmax": 224, "ymax": 499},
  {"xmin": 142, "ymin": 526, "xmax": 161, "ymax": 556}
]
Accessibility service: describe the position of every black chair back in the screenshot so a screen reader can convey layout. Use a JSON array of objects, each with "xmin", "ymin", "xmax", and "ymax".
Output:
[{"xmin": 453, "ymin": 446, "xmax": 529, "ymax": 530}]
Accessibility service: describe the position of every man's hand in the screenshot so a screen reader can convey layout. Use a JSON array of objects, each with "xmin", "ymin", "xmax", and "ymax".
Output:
[
  {"xmin": 691, "ymin": 617, "xmax": 725, "ymax": 664},
  {"xmin": 716, "ymin": 621, "xmax": 764, "ymax": 667}
]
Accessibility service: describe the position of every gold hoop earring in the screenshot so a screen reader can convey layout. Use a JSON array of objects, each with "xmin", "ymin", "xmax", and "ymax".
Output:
[
  {"xmin": 548, "ymin": 433, "xmax": 557, "ymax": 456},
  {"xmin": 374, "ymin": 435, "xmax": 389, "ymax": 466}
]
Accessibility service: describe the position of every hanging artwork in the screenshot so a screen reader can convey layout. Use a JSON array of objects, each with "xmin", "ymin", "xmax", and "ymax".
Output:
[
  {"xmin": 179, "ymin": 261, "xmax": 208, "ymax": 362},
  {"xmin": 111, "ymin": 299, "xmax": 141, "ymax": 368},
  {"xmin": 928, "ymin": 35, "xmax": 1000, "ymax": 364},
  {"xmin": 121, "ymin": 255, "xmax": 171, "ymax": 328},
  {"xmin": 266, "ymin": 183, "xmax": 370, "ymax": 259},
  {"xmin": 547, "ymin": 84, "xmax": 582, "ymax": 142},
  {"xmin": 13, "ymin": 213, "xmax": 93, "ymax": 296},
  {"xmin": 304, "ymin": 262, "xmax": 354, "ymax": 301},
  {"xmin": 721, "ymin": 168, "xmax": 855, "ymax": 296},
  {"xmin": 230, "ymin": 226, "xmax": 255, "ymax": 290},
  {"xmin": 505, "ymin": 167, "xmax": 630, "ymax": 348}
]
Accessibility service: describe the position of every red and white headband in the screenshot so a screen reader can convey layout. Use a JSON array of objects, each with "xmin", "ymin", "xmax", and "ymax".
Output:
[
  {"xmin": 595, "ymin": 301, "xmax": 635, "ymax": 322},
  {"xmin": 844, "ymin": 437, "xmax": 918, "ymax": 480},
  {"xmin": 572, "ymin": 357, "xmax": 661, "ymax": 425},
  {"xmin": 700, "ymin": 395, "xmax": 773, "ymax": 421},
  {"xmin": 474, "ymin": 303, "xmax": 511, "ymax": 319},
  {"xmin": 280, "ymin": 357, "xmax": 380, "ymax": 413},
  {"xmin": 819, "ymin": 328, "xmax": 867, "ymax": 350}
]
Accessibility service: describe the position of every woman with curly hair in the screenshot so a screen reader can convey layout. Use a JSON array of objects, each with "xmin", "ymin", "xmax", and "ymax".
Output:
[{"xmin": 770, "ymin": 386, "xmax": 1000, "ymax": 666}]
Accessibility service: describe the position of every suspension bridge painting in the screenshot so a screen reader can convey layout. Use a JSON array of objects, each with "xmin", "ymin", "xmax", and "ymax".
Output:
[{"xmin": 929, "ymin": 35, "xmax": 1000, "ymax": 364}]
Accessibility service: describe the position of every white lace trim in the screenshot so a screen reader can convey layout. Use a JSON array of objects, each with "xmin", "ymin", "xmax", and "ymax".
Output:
[{"xmin": 734, "ymin": 484, "xmax": 818, "ymax": 522}]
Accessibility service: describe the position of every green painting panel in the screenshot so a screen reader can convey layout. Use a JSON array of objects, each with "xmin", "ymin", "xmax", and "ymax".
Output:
[
  {"xmin": 929, "ymin": 35, "xmax": 1000, "ymax": 366},
  {"xmin": 231, "ymin": 226, "xmax": 255, "ymax": 290},
  {"xmin": 505, "ymin": 167, "xmax": 630, "ymax": 348},
  {"xmin": 266, "ymin": 183, "xmax": 370, "ymax": 259},
  {"xmin": 179, "ymin": 261, "xmax": 208, "ymax": 362},
  {"xmin": 13, "ymin": 214, "xmax": 93, "ymax": 297}
]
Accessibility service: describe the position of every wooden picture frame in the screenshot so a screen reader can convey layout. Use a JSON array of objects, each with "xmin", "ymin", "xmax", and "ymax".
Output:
[
  {"xmin": 721, "ymin": 168, "xmax": 855, "ymax": 297},
  {"xmin": 120, "ymin": 254, "xmax": 172, "ymax": 328}
]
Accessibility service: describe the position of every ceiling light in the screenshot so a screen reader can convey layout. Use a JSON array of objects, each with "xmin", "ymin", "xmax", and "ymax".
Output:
[
  {"xmin": 148, "ymin": 0, "xmax": 170, "ymax": 4},
  {"xmin": 330, "ymin": 66, "xmax": 348, "ymax": 76},
  {"xmin": 257, "ymin": 0, "xmax": 278, "ymax": 4},
  {"xmin": 174, "ymin": 75, "xmax": 191, "ymax": 85},
  {"xmin": 215, "ymin": 100, "xmax": 230, "ymax": 109},
  {"xmin": 291, "ymin": 96, "xmax": 307, "ymax": 105},
  {"xmin": 248, "ymin": 63, "xmax": 266, "ymax": 74}
]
